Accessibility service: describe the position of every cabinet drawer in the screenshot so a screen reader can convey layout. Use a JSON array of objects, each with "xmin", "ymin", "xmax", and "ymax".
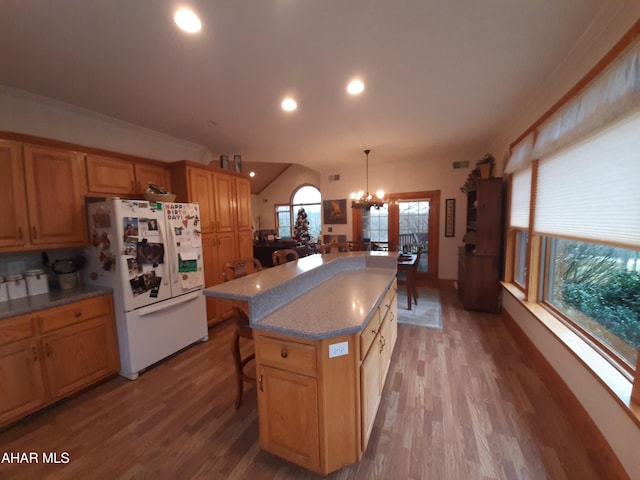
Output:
[
  {"xmin": 359, "ymin": 309, "xmax": 381, "ymax": 361},
  {"xmin": 38, "ymin": 295, "xmax": 112, "ymax": 333},
  {"xmin": 257, "ymin": 335, "xmax": 316, "ymax": 376},
  {"xmin": 0, "ymin": 314, "xmax": 35, "ymax": 346},
  {"xmin": 380, "ymin": 284, "xmax": 396, "ymax": 319}
]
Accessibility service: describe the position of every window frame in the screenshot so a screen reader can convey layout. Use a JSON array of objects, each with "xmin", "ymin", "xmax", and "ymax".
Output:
[
  {"xmin": 538, "ymin": 235, "xmax": 637, "ymax": 379},
  {"xmin": 503, "ymin": 22, "xmax": 640, "ymax": 411},
  {"xmin": 273, "ymin": 183, "xmax": 321, "ymax": 241}
]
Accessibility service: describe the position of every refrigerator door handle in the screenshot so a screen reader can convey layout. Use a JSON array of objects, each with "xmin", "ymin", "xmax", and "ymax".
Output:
[
  {"xmin": 156, "ymin": 218, "xmax": 169, "ymax": 286},
  {"xmin": 137, "ymin": 291, "xmax": 200, "ymax": 316},
  {"xmin": 169, "ymin": 224, "xmax": 179, "ymax": 285}
]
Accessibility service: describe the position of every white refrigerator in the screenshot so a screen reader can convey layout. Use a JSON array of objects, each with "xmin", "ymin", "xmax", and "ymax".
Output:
[{"xmin": 85, "ymin": 198, "xmax": 208, "ymax": 380}]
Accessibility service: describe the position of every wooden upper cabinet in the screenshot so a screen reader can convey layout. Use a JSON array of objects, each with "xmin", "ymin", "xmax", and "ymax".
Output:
[
  {"xmin": 22, "ymin": 144, "xmax": 87, "ymax": 247},
  {"xmin": 86, "ymin": 155, "xmax": 136, "ymax": 195},
  {"xmin": 187, "ymin": 168, "xmax": 216, "ymax": 233},
  {"xmin": 213, "ymin": 173, "xmax": 235, "ymax": 233},
  {"xmin": 134, "ymin": 162, "xmax": 170, "ymax": 194},
  {"xmin": 473, "ymin": 178, "xmax": 503, "ymax": 256},
  {"xmin": 86, "ymin": 154, "xmax": 170, "ymax": 196},
  {"xmin": 235, "ymin": 177, "xmax": 252, "ymax": 231},
  {"xmin": 0, "ymin": 140, "xmax": 29, "ymax": 249}
]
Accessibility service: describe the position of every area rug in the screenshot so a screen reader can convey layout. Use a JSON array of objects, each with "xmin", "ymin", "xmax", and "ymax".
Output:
[{"xmin": 396, "ymin": 286, "xmax": 443, "ymax": 330}]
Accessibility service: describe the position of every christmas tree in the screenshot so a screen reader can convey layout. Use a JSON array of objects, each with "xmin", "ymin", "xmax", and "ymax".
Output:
[{"xmin": 293, "ymin": 207, "xmax": 311, "ymax": 243}]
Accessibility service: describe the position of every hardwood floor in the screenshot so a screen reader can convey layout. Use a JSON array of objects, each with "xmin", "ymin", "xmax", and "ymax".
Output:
[{"xmin": 0, "ymin": 284, "xmax": 605, "ymax": 479}]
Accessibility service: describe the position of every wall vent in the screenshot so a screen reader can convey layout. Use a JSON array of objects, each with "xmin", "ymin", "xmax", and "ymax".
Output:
[
  {"xmin": 328, "ymin": 174, "xmax": 340, "ymax": 181},
  {"xmin": 452, "ymin": 160, "xmax": 470, "ymax": 169}
]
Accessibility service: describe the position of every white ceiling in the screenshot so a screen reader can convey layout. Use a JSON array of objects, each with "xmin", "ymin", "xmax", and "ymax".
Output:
[{"xmin": 0, "ymin": 1, "xmax": 616, "ymax": 172}]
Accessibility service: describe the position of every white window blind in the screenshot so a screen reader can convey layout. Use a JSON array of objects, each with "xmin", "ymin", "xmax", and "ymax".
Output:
[
  {"xmin": 509, "ymin": 166, "xmax": 531, "ymax": 229},
  {"xmin": 534, "ymin": 110, "xmax": 640, "ymax": 249}
]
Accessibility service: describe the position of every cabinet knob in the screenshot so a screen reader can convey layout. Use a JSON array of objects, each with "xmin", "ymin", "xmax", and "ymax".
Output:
[
  {"xmin": 75, "ymin": 311, "xmax": 82, "ymax": 318},
  {"xmin": 280, "ymin": 350, "xmax": 288, "ymax": 359},
  {"xmin": 18, "ymin": 226, "xmax": 23, "ymax": 240},
  {"xmin": 31, "ymin": 226, "xmax": 37, "ymax": 239},
  {"xmin": 32, "ymin": 346, "xmax": 38, "ymax": 362},
  {"xmin": 258, "ymin": 373, "xmax": 264, "ymax": 392}
]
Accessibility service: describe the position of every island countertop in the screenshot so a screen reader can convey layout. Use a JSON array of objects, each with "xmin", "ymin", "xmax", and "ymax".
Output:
[{"xmin": 203, "ymin": 252, "xmax": 398, "ymax": 340}]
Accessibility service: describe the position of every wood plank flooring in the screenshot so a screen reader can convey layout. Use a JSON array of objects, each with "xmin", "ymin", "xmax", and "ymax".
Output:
[{"xmin": 0, "ymin": 284, "xmax": 605, "ymax": 479}]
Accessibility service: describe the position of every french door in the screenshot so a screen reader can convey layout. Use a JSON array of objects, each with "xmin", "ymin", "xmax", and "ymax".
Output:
[{"xmin": 353, "ymin": 190, "xmax": 440, "ymax": 281}]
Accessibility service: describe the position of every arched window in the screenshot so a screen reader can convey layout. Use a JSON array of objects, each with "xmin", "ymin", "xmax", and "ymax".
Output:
[{"xmin": 275, "ymin": 184, "xmax": 321, "ymax": 242}]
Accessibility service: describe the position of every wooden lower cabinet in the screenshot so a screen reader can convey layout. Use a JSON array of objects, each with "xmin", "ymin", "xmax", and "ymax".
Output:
[
  {"xmin": 257, "ymin": 365, "xmax": 320, "ymax": 471},
  {"xmin": 360, "ymin": 340, "xmax": 382, "ymax": 450},
  {"xmin": 0, "ymin": 294, "xmax": 119, "ymax": 428},
  {"xmin": 0, "ymin": 339, "xmax": 47, "ymax": 426},
  {"xmin": 254, "ymin": 280, "xmax": 397, "ymax": 475},
  {"xmin": 42, "ymin": 316, "xmax": 119, "ymax": 401},
  {"xmin": 202, "ymin": 232, "xmax": 237, "ymax": 326}
]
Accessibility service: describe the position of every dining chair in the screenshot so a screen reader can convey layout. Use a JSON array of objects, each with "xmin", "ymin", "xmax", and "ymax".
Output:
[
  {"xmin": 222, "ymin": 258, "xmax": 263, "ymax": 409},
  {"xmin": 317, "ymin": 243, "xmax": 331, "ymax": 254},
  {"xmin": 397, "ymin": 246, "xmax": 422, "ymax": 308},
  {"xmin": 272, "ymin": 248, "xmax": 299, "ymax": 266}
]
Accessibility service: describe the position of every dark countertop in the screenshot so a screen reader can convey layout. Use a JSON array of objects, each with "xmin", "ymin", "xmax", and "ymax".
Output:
[{"xmin": 0, "ymin": 285, "xmax": 113, "ymax": 320}]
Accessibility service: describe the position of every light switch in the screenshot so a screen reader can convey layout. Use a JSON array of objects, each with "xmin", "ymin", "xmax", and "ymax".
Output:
[{"xmin": 328, "ymin": 341, "xmax": 348, "ymax": 358}]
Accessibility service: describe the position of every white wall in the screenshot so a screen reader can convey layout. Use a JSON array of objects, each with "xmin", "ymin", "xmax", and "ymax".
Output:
[
  {"xmin": 0, "ymin": 86, "xmax": 210, "ymax": 164},
  {"xmin": 251, "ymin": 154, "xmax": 470, "ymax": 280},
  {"xmin": 318, "ymin": 156, "xmax": 469, "ymax": 280},
  {"xmin": 251, "ymin": 164, "xmax": 322, "ymax": 232}
]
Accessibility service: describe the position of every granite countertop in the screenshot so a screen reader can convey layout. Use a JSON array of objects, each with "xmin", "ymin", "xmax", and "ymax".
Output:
[
  {"xmin": 204, "ymin": 251, "xmax": 398, "ymax": 340},
  {"xmin": 253, "ymin": 268, "xmax": 396, "ymax": 340},
  {"xmin": 0, "ymin": 285, "xmax": 113, "ymax": 320}
]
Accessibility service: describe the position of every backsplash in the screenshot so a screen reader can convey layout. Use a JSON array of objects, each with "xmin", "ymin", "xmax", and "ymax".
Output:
[{"xmin": 0, "ymin": 248, "xmax": 87, "ymax": 278}]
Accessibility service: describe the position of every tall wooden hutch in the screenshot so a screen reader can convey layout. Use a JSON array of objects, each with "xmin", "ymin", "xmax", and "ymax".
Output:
[{"xmin": 457, "ymin": 177, "xmax": 504, "ymax": 312}]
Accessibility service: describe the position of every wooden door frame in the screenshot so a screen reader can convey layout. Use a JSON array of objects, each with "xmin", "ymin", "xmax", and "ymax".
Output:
[{"xmin": 352, "ymin": 190, "xmax": 440, "ymax": 281}]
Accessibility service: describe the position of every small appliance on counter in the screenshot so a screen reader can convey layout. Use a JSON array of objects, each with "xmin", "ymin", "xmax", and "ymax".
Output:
[{"xmin": 41, "ymin": 252, "xmax": 86, "ymax": 290}]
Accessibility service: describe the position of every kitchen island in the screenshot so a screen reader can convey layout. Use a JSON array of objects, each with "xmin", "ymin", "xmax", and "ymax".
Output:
[{"xmin": 203, "ymin": 252, "xmax": 398, "ymax": 475}]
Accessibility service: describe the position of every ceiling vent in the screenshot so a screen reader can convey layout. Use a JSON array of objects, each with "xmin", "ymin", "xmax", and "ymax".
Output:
[
  {"xmin": 328, "ymin": 174, "xmax": 340, "ymax": 181},
  {"xmin": 452, "ymin": 160, "xmax": 470, "ymax": 169}
]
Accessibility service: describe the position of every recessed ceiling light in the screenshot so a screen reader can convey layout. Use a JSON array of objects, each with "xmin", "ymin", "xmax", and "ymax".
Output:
[
  {"xmin": 347, "ymin": 79, "xmax": 365, "ymax": 95},
  {"xmin": 249, "ymin": 171, "xmax": 256, "ymax": 177},
  {"xmin": 174, "ymin": 8, "xmax": 201, "ymax": 33},
  {"xmin": 281, "ymin": 97, "xmax": 297, "ymax": 112}
]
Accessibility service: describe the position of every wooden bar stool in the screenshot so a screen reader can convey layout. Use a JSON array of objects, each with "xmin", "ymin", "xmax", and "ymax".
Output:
[
  {"xmin": 272, "ymin": 248, "xmax": 299, "ymax": 266},
  {"xmin": 222, "ymin": 258, "xmax": 262, "ymax": 409}
]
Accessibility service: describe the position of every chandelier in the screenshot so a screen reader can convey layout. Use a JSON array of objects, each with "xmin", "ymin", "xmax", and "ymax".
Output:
[{"xmin": 350, "ymin": 149, "xmax": 386, "ymax": 210}]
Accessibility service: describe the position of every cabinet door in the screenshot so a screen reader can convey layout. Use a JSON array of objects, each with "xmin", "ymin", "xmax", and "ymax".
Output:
[
  {"xmin": 0, "ymin": 340, "xmax": 47, "ymax": 426},
  {"xmin": 135, "ymin": 163, "xmax": 170, "ymax": 194},
  {"xmin": 474, "ymin": 179, "xmax": 503, "ymax": 255},
  {"xmin": 235, "ymin": 177, "xmax": 252, "ymax": 231},
  {"xmin": 23, "ymin": 144, "xmax": 87, "ymax": 246},
  {"xmin": 86, "ymin": 155, "xmax": 136, "ymax": 195},
  {"xmin": 42, "ymin": 316, "xmax": 119, "ymax": 400},
  {"xmin": 215, "ymin": 232, "xmax": 237, "ymax": 320},
  {"xmin": 213, "ymin": 173, "xmax": 235, "ymax": 233},
  {"xmin": 360, "ymin": 340, "xmax": 382, "ymax": 451},
  {"xmin": 188, "ymin": 168, "xmax": 215, "ymax": 233},
  {"xmin": 238, "ymin": 230, "xmax": 254, "ymax": 259},
  {"xmin": 201, "ymin": 235, "xmax": 219, "ymax": 326},
  {"xmin": 257, "ymin": 365, "xmax": 320, "ymax": 472},
  {"xmin": 0, "ymin": 140, "xmax": 29, "ymax": 249}
]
